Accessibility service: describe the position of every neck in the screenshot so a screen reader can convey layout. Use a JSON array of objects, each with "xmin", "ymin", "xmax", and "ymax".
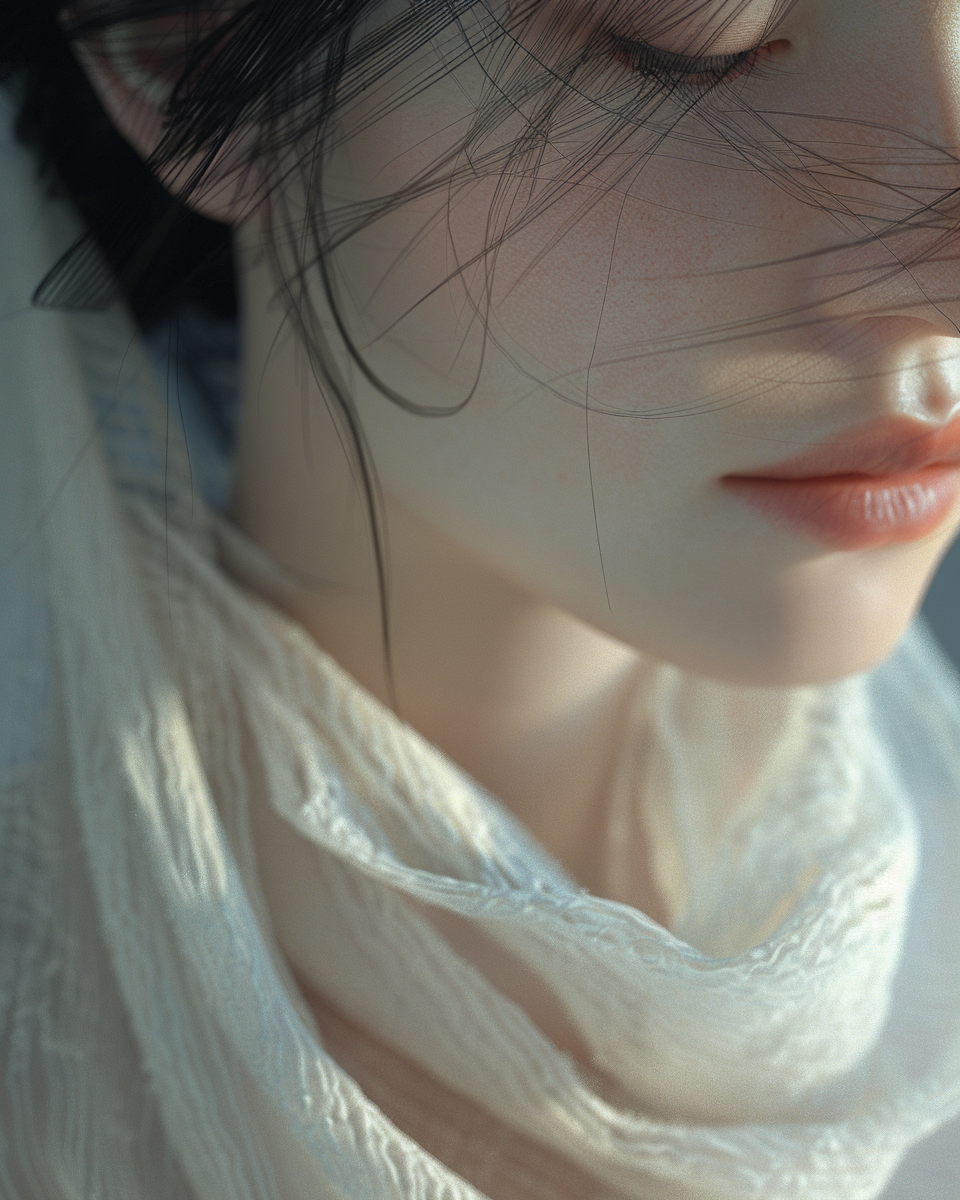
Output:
[
  {"xmin": 229, "ymin": 233, "xmax": 655, "ymax": 910},
  {"xmin": 326, "ymin": 503, "xmax": 642, "ymax": 881}
]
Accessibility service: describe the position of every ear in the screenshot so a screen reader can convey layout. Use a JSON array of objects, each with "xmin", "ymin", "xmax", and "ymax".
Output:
[{"xmin": 72, "ymin": 24, "xmax": 260, "ymax": 224}]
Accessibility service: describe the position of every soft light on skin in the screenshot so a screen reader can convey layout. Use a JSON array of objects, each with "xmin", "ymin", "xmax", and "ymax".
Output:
[
  {"xmin": 236, "ymin": 3, "xmax": 960, "ymax": 664},
  {"xmin": 81, "ymin": 0, "xmax": 960, "ymax": 909}
]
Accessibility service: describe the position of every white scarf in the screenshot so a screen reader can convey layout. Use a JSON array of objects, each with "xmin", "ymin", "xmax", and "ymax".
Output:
[{"xmin": 2, "ymin": 95, "xmax": 960, "ymax": 1200}]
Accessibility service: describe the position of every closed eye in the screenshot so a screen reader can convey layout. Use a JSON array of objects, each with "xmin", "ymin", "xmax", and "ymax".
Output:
[{"xmin": 608, "ymin": 31, "xmax": 778, "ymax": 90}]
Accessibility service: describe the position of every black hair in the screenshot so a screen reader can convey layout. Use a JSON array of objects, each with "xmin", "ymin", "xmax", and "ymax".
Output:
[
  {"xmin": 0, "ymin": 1, "xmax": 829, "ymax": 332},
  {"xmin": 7, "ymin": 0, "xmax": 949, "ymax": 387},
  {"xmin": 0, "ymin": 0, "xmax": 236, "ymax": 326}
]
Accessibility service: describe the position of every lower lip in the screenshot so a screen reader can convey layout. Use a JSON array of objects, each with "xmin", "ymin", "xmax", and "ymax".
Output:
[{"xmin": 721, "ymin": 465, "xmax": 960, "ymax": 550}]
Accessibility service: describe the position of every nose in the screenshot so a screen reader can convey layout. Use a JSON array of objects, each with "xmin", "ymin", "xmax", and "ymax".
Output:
[
  {"xmin": 888, "ymin": 326, "xmax": 960, "ymax": 423},
  {"xmin": 792, "ymin": 0, "xmax": 960, "ymax": 150}
]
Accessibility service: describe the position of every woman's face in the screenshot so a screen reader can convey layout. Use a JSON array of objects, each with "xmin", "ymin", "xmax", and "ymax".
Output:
[{"xmin": 272, "ymin": 0, "xmax": 960, "ymax": 684}]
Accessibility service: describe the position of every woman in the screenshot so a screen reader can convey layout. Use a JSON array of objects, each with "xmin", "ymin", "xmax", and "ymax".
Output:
[{"xmin": 2, "ymin": 0, "xmax": 960, "ymax": 1195}]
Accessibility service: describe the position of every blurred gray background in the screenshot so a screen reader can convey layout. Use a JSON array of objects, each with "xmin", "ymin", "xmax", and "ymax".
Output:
[{"xmin": 922, "ymin": 538, "xmax": 960, "ymax": 670}]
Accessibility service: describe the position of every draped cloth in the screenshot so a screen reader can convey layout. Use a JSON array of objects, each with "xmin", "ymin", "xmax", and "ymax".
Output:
[{"xmin": 2, "ymin": 95, "xmax": 960, "ymax": 1200}]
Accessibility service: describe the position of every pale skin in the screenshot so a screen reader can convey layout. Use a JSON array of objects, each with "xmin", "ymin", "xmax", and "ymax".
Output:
[
  {"xmin": 235, "ymin": 0, "xmax": 960, "ymax": 899},
  {"xmin": 81, "ymin": 0, "xmax": 960, "ymax": 1156}
]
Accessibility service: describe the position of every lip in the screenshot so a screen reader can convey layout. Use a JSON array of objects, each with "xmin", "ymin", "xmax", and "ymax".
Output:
[{"xmin": 721, "ymin": 416, "xmax": 960, "ymax": 550}]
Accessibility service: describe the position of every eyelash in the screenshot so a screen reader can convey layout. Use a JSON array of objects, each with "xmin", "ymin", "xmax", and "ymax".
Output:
[{"xmin": 608, "ymin": 32, "xmax": 770, "ymax": 92}]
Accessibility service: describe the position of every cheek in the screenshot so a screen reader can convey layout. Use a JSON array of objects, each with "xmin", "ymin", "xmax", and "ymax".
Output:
[
  {"xmin": 328, "ymin": 182, "xmax": 701, "ymax": 613},
  {"xmin": 354, "ymin": 356, "xmax": 607, "ymax": 589},
  {"xmin": 325, "ymin": 138, "xmax": 745, "ymax": 617},
  {"xmin": 327, "ymin": 181, "xmax": 688, "ymax": 427},
  {"xmin": 329, "ymin": 127, "xmax": 810, "ymax": 436}
]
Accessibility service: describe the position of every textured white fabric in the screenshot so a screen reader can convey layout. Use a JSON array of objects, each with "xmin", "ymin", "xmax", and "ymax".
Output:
[{"xmin": 3, "ymin": 95, "xmax": 960, "ymax": 1200}]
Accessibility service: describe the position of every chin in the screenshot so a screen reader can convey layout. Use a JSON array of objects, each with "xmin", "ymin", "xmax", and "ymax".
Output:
[
  {"xmin": 647, "ymin": 547, "xmax": 946, "ymax": 689},
  {"xmin": 710, "ymin": 619, "xmax": 914, "ymax": 689}
]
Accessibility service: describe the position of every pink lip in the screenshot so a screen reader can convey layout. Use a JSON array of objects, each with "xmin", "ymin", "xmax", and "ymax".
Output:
[{"xmin": 721, "ymin": 416, "xmax": 960, "ymax": 550}]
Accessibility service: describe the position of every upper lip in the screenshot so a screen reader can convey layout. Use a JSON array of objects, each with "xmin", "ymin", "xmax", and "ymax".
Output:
[{"xmin": 725, "ymin": 415, "xmax": 960, "ymax": 480}]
